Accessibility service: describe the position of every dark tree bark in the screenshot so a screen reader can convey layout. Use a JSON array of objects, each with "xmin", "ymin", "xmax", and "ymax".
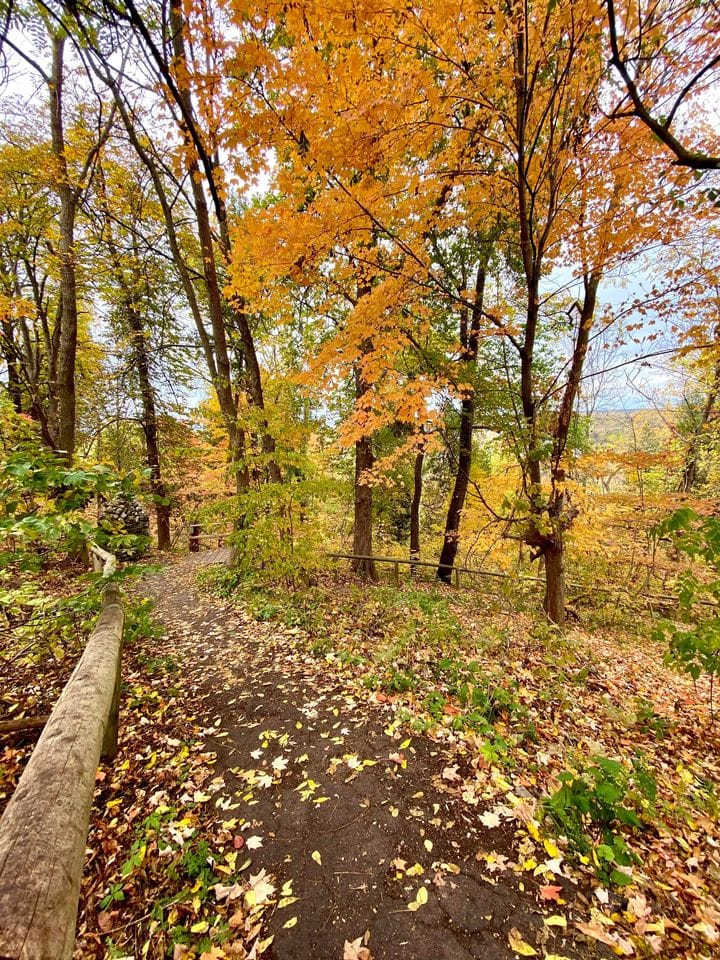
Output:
[
  {"xmin": 437, "ymin": 251, "xmax": 491, "ymax": 582},
  {"xmin": 410, "ymin": 441, "xmax": 424, "ymax": 571},
  {"xmin": 538, "ymin": 273, "xmax": 599, "ymax": 623},
  {"xmin": 168, "ymin": 0, "xmax": 280, "ymax": 485},
  {"xmin": 352, "ymin": 352, "xmax": 378, "ymax": 581},
  {"xmin": 125, "ymin": 308, "xmax": 172, "ymax": 550},
  {"xmin": 543, "ymin": 543, "xmax": 565, "ymax": 625},
  {"xmin": 0, "ymin": 326, "xmax": 22, "ymax": 413}
]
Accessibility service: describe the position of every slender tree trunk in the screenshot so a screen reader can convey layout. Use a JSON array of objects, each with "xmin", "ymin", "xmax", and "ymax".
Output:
[
  {"xmin": 49, "ymin": 34, "xmax": 77, "ymax": 463},
  {"xmin": 410, "ymin": 444, "xmax": 424, "ymax": 571},
  {"xmin": 1, "ymin": 330, "xmax": 22, "ymax": 413},
  {"xmin": 125, "ymin": 307, "xmax": 171, "ymax": 550},
  {"xmin": 229, "ymin": 304, "xmax": 282, "ymax": 483},
  {"xmin": 352, "ymin": 357, "xmax": 377, "ymax": 581},
  {"xmin": 438, "ymin": 394, "xmax": 474, "ymax": 583},
  {"xmin": 353, "ymin": 436, "xmax": 377, "ymax": 580},
  {"xmin": 540, "ymin": 272, "xmax": 600, "ymax": 626},
  {"xmin": 438, "ymin": 252, "xmax": 491, "ymax": 582}
]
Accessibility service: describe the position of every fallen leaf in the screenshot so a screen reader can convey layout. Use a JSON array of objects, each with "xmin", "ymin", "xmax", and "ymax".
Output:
[
  {"xmin": 507, "ymin": 928, "xmax": 537, "ymax": 956},
  {"xmin": 575, "ymin": 921, "xmax": 634, "ymax": 955},
  {"xmin": 97, "ymin": 910, "xmax": 117, "ymax": 933},
  {"xmin": 245, "ymin": 870, "xmax": 275, "ymax": 906},
  {"xmin": 343, "ymin": 936, "xmax": 373, "ymax": 960},
  {"xmin": 213, "ymin": 881, "xmax": 243, "ymax": 902},
  {"xmin": 480, "ymin": 811, "xmax": 502, "ymax": 829},
  {"xmin": 408, "ymin": 885, "xmax": 429, "ymax": 911},
  {"xmin": 539, "ymin": 885, "xmax": 564, "ymax": 901}
]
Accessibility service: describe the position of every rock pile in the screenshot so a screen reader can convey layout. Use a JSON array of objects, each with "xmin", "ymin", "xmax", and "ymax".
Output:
[{"xmin": 99, "ymin": 494, "xmax": 150, "ymax": 559}]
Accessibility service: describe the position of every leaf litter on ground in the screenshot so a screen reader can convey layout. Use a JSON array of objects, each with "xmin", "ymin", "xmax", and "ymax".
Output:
[{"xmin": 1, "ymin": 554, "xmax": 719, "ymax": 959}]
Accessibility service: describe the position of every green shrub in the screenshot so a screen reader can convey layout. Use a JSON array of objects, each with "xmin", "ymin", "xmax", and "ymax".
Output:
[
  {"xmin": 544, "ymin": 755, "xmax": 656, "ymax": 885},
  {"xmin": 653, "ymin": 508, "xmax": 720, "ymax": 718}
]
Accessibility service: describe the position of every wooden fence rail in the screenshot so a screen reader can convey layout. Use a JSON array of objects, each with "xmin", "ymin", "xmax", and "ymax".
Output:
[
  {"xmin": 325, "ymin": 551, "xmax": 702, "ymax": 608},
  {"xmin": 182, "ymin": 527, "xmax": 702, "ymax": 609},
  {"xmin": 0, "ymin": 560, "xmax": 124, "ymax": 960},
  {"xmin": 326, "ymin": 551, "xmax": 547, "ymax": 587}
]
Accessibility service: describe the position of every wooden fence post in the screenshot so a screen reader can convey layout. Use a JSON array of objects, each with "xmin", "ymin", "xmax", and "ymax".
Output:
[{"xmin": 189, "ymin": 522, "xmax": 201, "ymax": 552}]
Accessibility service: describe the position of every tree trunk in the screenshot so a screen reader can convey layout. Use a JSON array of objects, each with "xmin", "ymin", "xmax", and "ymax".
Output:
[
  {"xmin": 125, "ymin": 307, "xmax": 172, "ymax": 550},
  {"xmin": 352, "ymin": 435, "xmax": 378, "ymax": 581},
  {"xmin": 679, "ymin": 345, "xmax": 720, "ymax": 493},
  {"xmin": 229, "ymin": 303, "xmax": 282, "ymax": 483},
  {"xmin": 438, "ymin": 394, "xmax": 473, "ymax": 583},
  {"xmin": 168, "ymin": 0, "xmax": 278, "ymax": 488},
  {"xmin": 352, "ymin": 355, "xmax": 377, "ymax": 581},
  {"xmin": 410, "ymin": 445, "xmax": 424, "ymax": 571},
  {"xmin": 0, "ymin": 329, "xmax": 22, "ymax": 413},
  {"xmin": 543, "ymin": 539, "xmax": 565, "ymax": 627},
  {"xmin": 437, "ymin": 252, "xmax": 491, "ymax": 582},
  {"xmin": 49, "ymin": 34, "xmax": 78, "ymax": 463}
]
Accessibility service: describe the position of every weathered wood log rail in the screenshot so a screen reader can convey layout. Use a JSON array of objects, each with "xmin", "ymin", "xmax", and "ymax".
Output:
[
  {"xmin": 327, "ymin": 551, "xmax": 546, "ymax": 588},
  {"xmin": 326, "ymin": 551, "xmax": 703, "ymax": 608},
  {"xmin": 0, "ymin": 552, "xmax": 124, "ymax": 960},
  {"xmin": 183, "ymin": 526, "xmax": 706, "ymax": 610}
]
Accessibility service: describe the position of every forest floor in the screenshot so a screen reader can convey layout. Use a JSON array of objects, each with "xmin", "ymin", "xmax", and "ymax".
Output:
[{"xmin": 1, "ymin": 551, "xmax": 719, "ymax": 960}]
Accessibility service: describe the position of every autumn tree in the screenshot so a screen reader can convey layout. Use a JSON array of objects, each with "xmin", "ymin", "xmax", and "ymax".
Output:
[
  {"xmin": 1, "ymin": 12, "xmax": 115, "ymax": 461},
  {"xmin": 219, "ymin": 0, "xmax": 703, "ymax": 621},
  {"xmin": 606, "ymin": 0, "xmax": 720, "ymax": 170},
  {"xmin": 56, "ymin": 0, "xmax": 281, "ymax": 491},
  {"xmin": 85, "ymin": 150, "xmax": 187, "ymax": 548},
  {"xmin": 0, "ymin": 126, "xmax": 60, "ymax": 441}
]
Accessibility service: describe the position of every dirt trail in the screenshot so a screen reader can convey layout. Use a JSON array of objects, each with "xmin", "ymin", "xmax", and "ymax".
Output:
[{"xmin": 140, "ymin": 555, "xmax": 603, "ymax": 960}]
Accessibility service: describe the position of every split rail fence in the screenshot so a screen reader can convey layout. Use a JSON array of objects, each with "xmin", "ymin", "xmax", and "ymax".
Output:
[{"xmin": 0, "ymin": 546, "xmax": 124, "ymax": 960}]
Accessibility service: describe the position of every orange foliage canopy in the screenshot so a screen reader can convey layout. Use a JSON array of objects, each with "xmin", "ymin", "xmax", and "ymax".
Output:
[{"xmin": 166, "ymin": 0, "xmax": 717, "ymax": 476}]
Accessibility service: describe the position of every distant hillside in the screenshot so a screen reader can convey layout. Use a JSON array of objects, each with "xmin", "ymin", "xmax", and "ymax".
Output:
[{"xmin": 590, "ymin": 407, "xmax": 678, "ymax": 452}]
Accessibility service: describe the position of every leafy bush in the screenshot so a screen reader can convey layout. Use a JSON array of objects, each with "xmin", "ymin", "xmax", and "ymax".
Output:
[
  {"xmin": 199, "ymin": 477, "xmax": 333, "ymax": 589},
  {"xmin": 653, "ymin": 508, "xmax": 720, "ymax": 717},
  {"xmin": 544, "ymin": 755, "xmax": 656, "ymax": 885},
  {"xmin": 0, "ymin": 423, "xmax": 145, "ymax": 571}
]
